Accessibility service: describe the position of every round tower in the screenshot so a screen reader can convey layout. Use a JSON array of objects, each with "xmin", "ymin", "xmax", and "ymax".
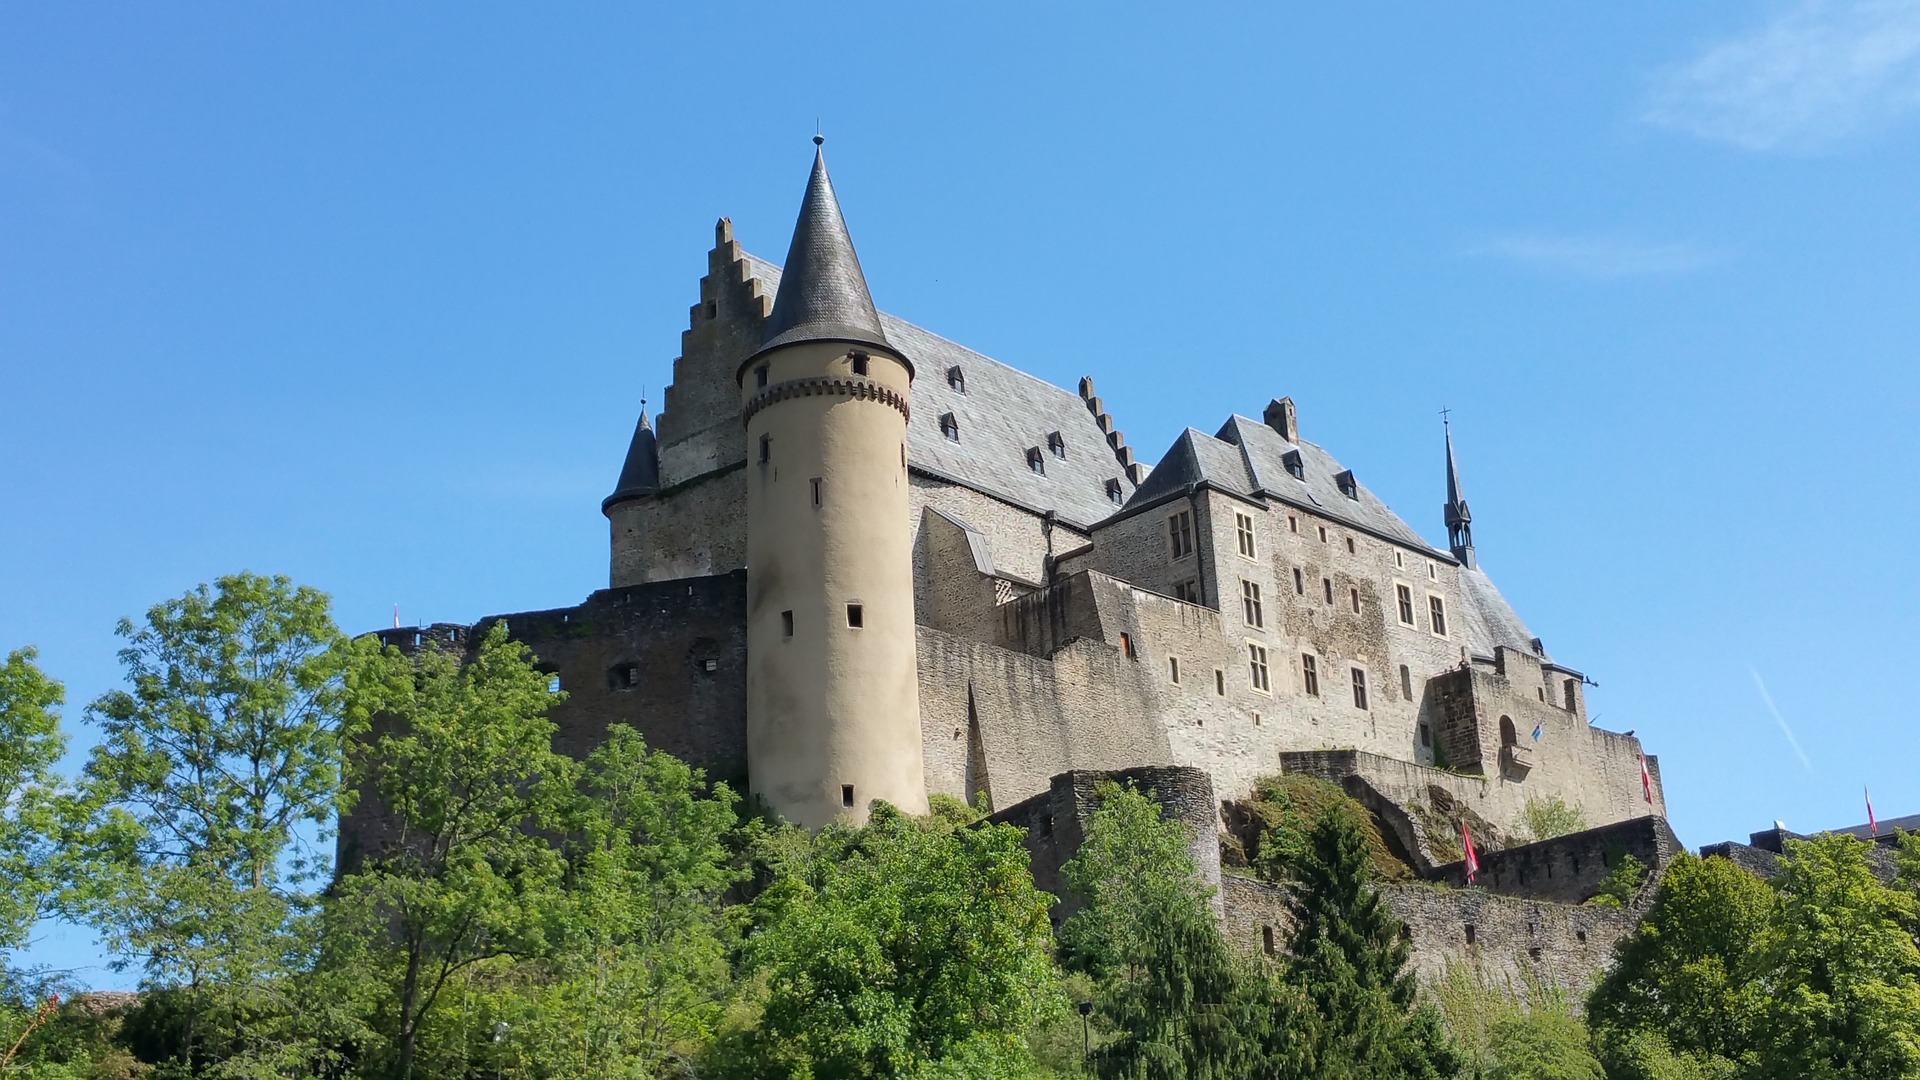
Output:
[
  {"xmin": 603, "ymin": 404, "xmax": 659, "ymax": 587},
  {"xmin": 740, "ymin": 140, "xmax": 927, "ymax": 827}
]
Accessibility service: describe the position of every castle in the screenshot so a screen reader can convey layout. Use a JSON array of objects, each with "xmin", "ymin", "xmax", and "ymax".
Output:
[{"xmin": 354, "ymin": 141, "xmax": 1678, "ymax": 992}]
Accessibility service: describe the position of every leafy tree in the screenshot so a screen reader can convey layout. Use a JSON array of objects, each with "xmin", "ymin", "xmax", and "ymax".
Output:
[
  {"xmin": 329, "ymin": 622, "xmax": 573, "ymax": 1079},
  {"xmin": 1747, "ymin": 832, "xmax": 1920, "ymax": 1080},
  {"xmin": 1587, "ymin": 853, "xmax": 1647, "ymax": 908},
  {"xmin": 0, "ymin": 648, "xmax": 87, "ymax": 956},
  {"xmin": 1480, "ymin": 1010, "xmax": 1601, "ymax": 1080},
  {"xmin": 1285, "ymin": 805, "xmax": 1459, "ymax": 1080},
  {"xmin": 728, "ymin": 803, "xmax": 1061, "ymax": 1079},
  {"xmin": 79, "ymin": 573, "xmax": 350, "ymax": 1072},
  {"xmin": 1587, "ymin": 853, "xmax": 1771, "ymax": 1069},
  {"xmin": 1521, "ymin": 796, "xmax": 1588, "ymax": 843}
]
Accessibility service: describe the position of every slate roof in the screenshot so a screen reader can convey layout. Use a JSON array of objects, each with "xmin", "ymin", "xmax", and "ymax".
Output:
[
  {"xmin": 741, "ymin": 253, "xmax": 1140, "ymax": 530},
  {"xmin": 603, "ymin": 408, "xmax": 660, "ymax": 512},
  {"xmin": 756, "ymin": 145, "xmax": 892, "ymax": 358},
  {"xmin": 1456, "ymin": 567, "xmax": 1545, "ymax": 661}
]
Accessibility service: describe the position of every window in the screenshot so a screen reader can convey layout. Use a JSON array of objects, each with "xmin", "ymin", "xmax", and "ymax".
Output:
[
  {"xmin": 703, "ymin": 657, "xmax": 718, "ymax": 673},
  {"xmin": 1169, "ymin": 657, "xmax": 1180, "ymax": 684},
  {"xmin": 759, "ymin": 434, "xmax": 771, "ymax": 464},
  {"xmin": 1429, "ymin": 595, "xmax": 1448, "ymax": 637},
  {"xmin": 810, "ymin": 477, "xmax": 823, "ymax": 508},
  {"xmin": 847, "ymin": 603, "xmax": 863, "ymax": 628},
  {"xmin": 1336, "ymin": 470, "xmax": 1358, "ymax": 499},
  {"xmin": 1106, "ymin": 478, "xmax": 1124, "ymax": 505},
  {"xmin": 1253, "ymin": 711, "xmax": 1262, "ymax": 726},
  {"xmin": 1419, "ymin": 723, "xmax": 1431, "ymax": 747},
  {"xmin": 1263, "ymin": 925, "xmax": 1276, "ymax": 955},
  {"xmin": 1215, "ymin": 669, "xmax": 1226, "ymax": 696},
  {"xmin": 705, "ymin": 300, "xmax": 717, "ymax": 319},
  {"xmin": 1349, "ymin": 586, "xmax": 1361, "ymax": 613},
  {"xmin": 1428, "ymin": 561, "xmax": 1438, "ymax": 581},
  {"xmin": 1283, "ymin": 450, "xmax": 1304, "ymax": 479},
  {"xmin": 842, "ymin": 784, "xmax": 855, "ymax": 808},
  {"xmin": 1293, "ymin": 567, "xmax": 1304, "ymax": 595},
  {"xmin": 1345, "ymin": 536, "xmax": 1355, "ymax": 554},
  {"xmin": 547, "ymin": 674, "xmax": 562, "ymax": 693},
  {"xmin": 1464, "ymin": 925, "xmax": 1477, "ymax": 946},
  {"xmin": 1351, "ymin": 668, "xmax": 1369, "ymax": 710},
  {"xmin": 1026, "ymin": 447, "xmax": 1045, "ymax": 475},
  {"xmin": 609, "ymin": 663, "xmax": 638, "ymax": 690},
  {"xmin": 1318, "ymin": 525, "xmax": 1328, "ymax": 542},
  {"xmin": 850, "ymin": 351, "xmax": 869, "ymax": 376},
  {"xmin": 1288, "ymin": 514, "xmax": 1299, "ymax": 533},
  {"xmin": 1322, "ymin": 577, "xmax": 1333, "ymax": 604},
  {"xmin": 1169, "ymin": 511, "xmax": 1194, "ymax": 558},
  {"xmin": 1120, "ymin": 633, "xmax": 1136, "ymax": 659},
  {"xmin": 755, "ymin": 365, "xmax": 769, "ymax": 388},
  {"xmin": 940, "ymin": 412, "xmax": 959, "ymax": 441},
  {"xmin": 1400, "ymin": 664, "xmax": 1413, "ymax": 699},
  {"xmin": 1241, "ymin": 580, "xmax": 1263, "ymax": 628},
  {"xmin": 947, "ymin": 365, "xmax": 965, "ymax": 392},
  {"xmin": 1396, "ymin": 584, "xmax": 1415, "ymax": 625},
  {"xmin": 1048, "ymin": 431, "xmax": 1066, "ymax": 458},
  {"xmin": 1564, "ymin": 678, "xmax": 1577, "ymax": 711},
  {"xmin": 1394, "ymin": 550, "xmax": 1404, "ymax": 569},
  {"xmin": 1301, "ymin": 654, "xmax": 1319, "ymax": 696},
  {"xmin": 781, "ymin": 610, "xmax": 794, "ymax": 637},
  {"xmin": 1235, "ymin": 512, "xmax": 1256, "ymax": 557},
  {"xmin": 1173, "ymin": 579, "xmax": 1199, "ymax": 604},
  {"xmin": 1248, "ymin": 643, "xmax": 1271, "ymax": 693}
]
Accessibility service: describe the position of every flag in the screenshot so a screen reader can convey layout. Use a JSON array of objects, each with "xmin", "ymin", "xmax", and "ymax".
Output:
[
  {"xmin": 1868, "ymin": 786, "xmax": 1878, "ymax": 836},
  {"xmin": 1639, "ymin": 753, "xmax": 1654, "ymax": 805},
  {"xmin": 1462, "ymin": 820, "xmax": 1480, "ymax": 885},
  {"xmin": 393, "ymin": 604, "xmax": 400, "ymax": 629},
  {"xmin": 1531, "ymin": 721, "xmax": 1543, "ymax": 742}
]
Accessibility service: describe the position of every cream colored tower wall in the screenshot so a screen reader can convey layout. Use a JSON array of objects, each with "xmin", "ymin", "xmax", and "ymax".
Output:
[{"xmin": 743, "ymin": 340, "xmax": 928, "ymax": 826}]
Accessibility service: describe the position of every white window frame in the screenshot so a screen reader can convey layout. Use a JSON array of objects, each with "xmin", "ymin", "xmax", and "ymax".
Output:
[
  {"xmin": 1394, "ymin": 581, "xmax": 1416, "ymax": 626},
  {"xmin": 1247, "ymin": 641, "xmax": 1272, "ymax": 695},
  {"xmin": 1427, "ymin": 592, "xmax": 1450, "ymax": 639},
  {"xmin": 1235, "ymin": 512, "xmax": 1257, "ymax": 559}
]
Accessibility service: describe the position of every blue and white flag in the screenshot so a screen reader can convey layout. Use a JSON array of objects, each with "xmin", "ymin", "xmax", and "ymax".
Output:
[{"xmin": 1530, "ymin": 721, "xmax": 1543, "ymax": 742}]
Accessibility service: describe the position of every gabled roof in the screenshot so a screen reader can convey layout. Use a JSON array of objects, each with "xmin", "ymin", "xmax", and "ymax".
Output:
[
  {"xmin": 741, "ymin": 254, "xmax": 1140, "ymax": 530},
  {"xmin": 756, "ymin": 144, "xmax": 892, "ymax": 358}
]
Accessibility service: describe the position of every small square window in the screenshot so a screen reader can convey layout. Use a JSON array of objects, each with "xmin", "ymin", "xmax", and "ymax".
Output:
[
  {"xmin": 755, "ymin": 365, "xmax": 769, "ymax": 388},
  {"xmin": 847, "ymin": 604, "xmax": 864, "ymax": 628},
  {"xmin": 1428, "ymin": 561, "xmax": 1438, "ymax": 581},
  {"xmin": 842, "ymin": 784, "xmax": 855, "ymax": 808},
  {"xmin": 850, "ymin": 351, "xmax": 869, "ymax": 376},
  {"xmin": 1263, "ymin": 925, "xmax": 1276, "ymax": 955},
  {"xmin": 1419, "ymin": 722, "xmax": 1431, "ymax": 747},
  {"xmin": 781, "ymin": 610, "xmax": 794, "ymax": 638},
  {"xmin": 1464, "ymin": 924, "xmax": 1477, "ymax": 946},
  {"xmin": 703, "ymin": 658, "xmax": 719, "ymax": 673}
]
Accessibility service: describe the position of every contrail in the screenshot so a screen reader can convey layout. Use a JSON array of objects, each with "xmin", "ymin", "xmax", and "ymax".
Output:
[{"xmin": 1749, "ymin": 667, "xmax": 1814, "ymax": 775}]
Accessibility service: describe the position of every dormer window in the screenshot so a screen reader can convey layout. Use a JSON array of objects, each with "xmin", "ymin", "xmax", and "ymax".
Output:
[
  {"xmin": 1026, "ymin": 447, "xmax": 1045, "ymax": 475},
  {"xmin": 1048, "ymin": 431, "xmax": 1066, "ymax": 458},
  {"xmin": 1335, "ymin": 469, "xmax": 1358, "ymax": 499},
  {"xmin": 947, "ymin": 366, "xmax": 966, "ymax": 392},
  {"xmin": 1282, "ymin": 449, "xmax": 1304, "ymax": 479},
  {"xmin": 1105, "ymin": 478, "xmax": 1124, "ymax": 505},
  {"xmin": 940, "ymin": 413, "xmax": 959, "ymax": 441}
]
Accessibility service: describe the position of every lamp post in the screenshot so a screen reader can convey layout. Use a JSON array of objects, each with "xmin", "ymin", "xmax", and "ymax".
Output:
[{"xmin": 1076, "ymin": 1000, "xmax": 1093, "ymax": 1068}]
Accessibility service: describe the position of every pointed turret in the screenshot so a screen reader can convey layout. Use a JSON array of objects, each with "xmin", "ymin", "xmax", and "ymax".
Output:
[
  {"xmin": 755, "ymin": 137, "xmax": 892, "ymax": 358},
  {"xmin": 1444, "ymin": 420, "xmax": 1475, "ymax": 568},
  {"xmin": 602, "ymin": 405, "xmax": 659, "ymax": 514}
]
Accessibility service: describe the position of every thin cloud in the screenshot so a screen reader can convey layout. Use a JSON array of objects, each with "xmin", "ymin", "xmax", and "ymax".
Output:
[
  {"xmin": 1465, "ymin": 233, "xmax": 1722, "ymax": 278},
  {"xmin": 1750, "ymin": 667, "xmax": 1816, "ymax": 775},
  {"xmin": 1645, "ymin": 0, "xmax": 1920, "ymax": 152}
]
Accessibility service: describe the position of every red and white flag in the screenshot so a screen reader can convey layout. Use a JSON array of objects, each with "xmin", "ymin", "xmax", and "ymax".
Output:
[
  {"xmin": 1868, "ymin": 786, "xmax": 1879, "ymax": 836},
  {"xmin": 1639, "ymin": 753, "xmax": 1654, "ymax": 806},
  {"xmin": 393, "ymin": 603, "xmax": 401, "ymax": 629},
  {"xmin": 1462, "ymin": 820, "xmax": 1480, "ymax": 885}
]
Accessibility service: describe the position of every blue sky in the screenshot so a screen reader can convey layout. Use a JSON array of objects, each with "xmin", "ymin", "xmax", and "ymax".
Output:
[{"xmin": 4, "ymin": 3, "xmax": 1919, "ymax": 985}]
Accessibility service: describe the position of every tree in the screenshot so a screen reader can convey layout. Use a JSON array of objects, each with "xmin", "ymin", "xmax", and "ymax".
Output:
[
  {"xmin": 0, "ymin": 648, "xmax": 84, "ymax": 956},
  {"xmin": 1521, "ymin": 796, "xmax": 1588, "ymax": 843},
  {"xmin": 1586, "ymin": 852, "xmax": 1646, "ymax": 908},
  {"xmin": 1285, "ymin": 805, "xmax": 1458, "ymax": 1080},
  {"xmin": 329, "ymin": 623, "xmax": 573, "ymax": 1079},
  {"xmin": 79, "ymin": 573, "xmax": 350, "ymax": 1071},
  {"xmin": 729, "ymin": 803, "xmax": 1061, "ymax": 1079},
  {"xmin": 1748, "ymin": 833, "xmax": 1920, "ymax": 1080},
  {"xmin": 1587, "ymin": 853, "xmax": 1772, "ymax": 1069}
]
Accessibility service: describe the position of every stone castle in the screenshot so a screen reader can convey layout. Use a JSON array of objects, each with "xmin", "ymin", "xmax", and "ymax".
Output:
[{"xmin": 353, "ymin": 142, "xmax": 1682, "ymax": 993}]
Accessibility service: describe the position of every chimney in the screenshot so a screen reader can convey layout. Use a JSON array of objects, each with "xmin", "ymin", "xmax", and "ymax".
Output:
[{"xmin": 1264, "ymin": 397, "xmax": 1298, "ymax": 442}]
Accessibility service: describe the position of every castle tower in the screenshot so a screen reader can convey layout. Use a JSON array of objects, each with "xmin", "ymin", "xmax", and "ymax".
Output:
[
  {"xmin": 1443, "ymin": 419, "xmax": 1475, "ymax": 569},
  {"xmin": 602, "ymin": 403, "xmax": 661, "ymax": 584},
  {"xmin": 740, "ymin": 139, "xmax": 927, "ymax": 826}
]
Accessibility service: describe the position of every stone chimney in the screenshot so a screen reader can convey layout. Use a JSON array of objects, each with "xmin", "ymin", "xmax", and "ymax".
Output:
[{"xmin": 1264, "ymin": 397, "xmax": 1298, "ymax": 442}]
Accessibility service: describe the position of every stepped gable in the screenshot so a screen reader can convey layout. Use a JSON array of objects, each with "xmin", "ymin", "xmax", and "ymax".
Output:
[{"xmin": 739, "ymin": 253, "xmax": 1139, "ymax": 531}]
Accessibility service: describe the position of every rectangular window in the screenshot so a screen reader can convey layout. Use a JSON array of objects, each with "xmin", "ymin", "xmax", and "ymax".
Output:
[
  {"xmin": 1394, "ymin": 550, "xmax": 1404, "ymax": 569},
  {"xmin": 1263, "ymin": 925, "xmax": 1276, "ymax": 955},
  {"xmin": 1400, "ymin": 664, "xmax": 1413, "ymax": 699},
  {"xmin": 1429, "ymin": 595, "xmax": 1448, "ymax": 637},
  {"xmin": 1168, "ymin": 511, "xmax": 1194, "ymax": 559},
  {"xmin": 1318, "ymin": 525, "xmax": 1328, "ymax": 542},
  {"xmin": 1288, "ymin": 515, "xmax": 1299, "ymax": 533},
  {"xmin": 1120, "ymin": 633, "xmax": 1136, "ymax": 659},
  {"xmin": 1248, "ymin": 643, "xmax": 1270, "ymax": 693},
  {"xmin": 1345, "ymin": 536, "xmax": 1355, "ymax": 554},
  {"xmin": 1241, "ymin": 580, "xmax": 1263, "ymax": 628},
  {"xmin": 1301, "ymin": 654, "xmax": 1319, "ymax": 697},
  {"xmin": 1420, "ymin": 723, "xmax": 1432, "ymax": 747},
  {"xmin": 1352, "ymin": 668, "xmax": 1369, "ymax": 710},
  {"xmin": 1428, "ymin": 561, "xmax": 1438, "ymax": 580},
  {"xmin": 755, "ymin": 365, "xmax": 769, "ymax": 388},
  {"xmin": 810, "ymin": 477, "xmax": 823, "ymax": 508},
  {"xmin": 758, "ymin": 434, "xmax": 772, "ymax": 464},
  {"xmin": 1215, "ymin": 669, "xmax": 1226, "ymax": 696},
  {"xmin": 1169, "ymin": 657, "xmax": 1180, "ymax": 684},
  {"xmin": 847, "ymin": 603, "xmax": 864, "ymax": 628},
  {"xmin": 1350, "ymin": 586, "xmax": 1361, "ymax": 613},
  {"xmin": 1173, "ymin": 579, "xmax": 1199, "ymax": 604},
  {"xmin": 781, "ymin": 610, "xmax": 794, "ymax": 637},
  {"xmin": 850, "ymin": 352, "xmax": 869, "ymax": 376},
  {"xmin": 842, "ymin": 784, "xmax": 855, "ymax": 808},
  {"xmin": 1396, "ymin": 584, "xmax": 1415, "ymax": 625},
  {"xmin": 1235, "ymin": 512, "xmax": 1256, "ymax": 558},
  {"xmin": 1293, "ymin": 567, "xmax": 1305, "ymax": 595},
  {"xmin": 1322, "ymin": 577, "xmax": 1333, "ymax": 604}
]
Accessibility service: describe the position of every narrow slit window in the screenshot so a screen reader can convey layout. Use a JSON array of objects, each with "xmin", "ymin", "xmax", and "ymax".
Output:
[
  {"xmin": 759, "ymin": 434, "xmax": 771, "ymax": 464},
  {"xmin": 1169, "ymin": 657, "xmax": 1180, "ymax": 684},
  {"xmin": 1318, "ymin": 525, "xmax": 1328, "ymax": 542},
  {"xmin": 1323, "ymin": 577, "xmax": 1334, "ymax": 604},
  {"xmin": 1120, "ymin": 632, "xmax": 1136, "ymax": 659},
  {"xmin": 1293, "ymin": 567, "xmax": 1304, "ymax": 595},
  {"xmin": 1262, "ymin": 925, "xmax": 1276, "ymax": 955},
  {"xmin": 781, "ymin": 610, "xmax": 794, "ymax": 638},
  {"xmin": 1400, "ymin": 664, "xmax": 1413, "ymax": 699},
  {"xmin": 842, "ymin": 784, "xmax": 855, "ymax": 808},
  {"xmin": 1351, "ymin": 668, "xmax": 1369, "ymax": 710},
  {"xmin": 1288, "ymin": 514, "xmax": 1298, "ymax": 533},
  {"xmin": 1345, "ymin": 536, "xmax": 1356, "ymax": 554},
  {"xmin": 1350, "ymin": 586, "xmax": 1361, "ymax": 613},
  {"xmin": 847, "ymin": 604, "xmax": 863, "ymax": 628},
  {"xmin": 810, "ymin": 477, "xmax": 823, "ymax": 508},
  {"xmin": 1215, "ymin": 669, "xmax": 1225, "ymax": 696},
  {"xmin": 1301, "ymin": 654, "xmax": 1319, "ymax": 697}
]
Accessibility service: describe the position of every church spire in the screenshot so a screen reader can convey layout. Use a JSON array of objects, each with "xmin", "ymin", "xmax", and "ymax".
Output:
[
  {"xmin": 1443, "ymin": 417, "xmax": 1475, "ymax": 568},
  {"xmin": 757, "ymin": 137, "xmax": 892, "ymax": 356},
  {"xmin": 602, "ymin": 401, "xmax": 659, "ymax": 515}
]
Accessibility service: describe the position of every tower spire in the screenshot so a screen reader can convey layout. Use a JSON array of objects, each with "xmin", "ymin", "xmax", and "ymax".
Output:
[
  {"xmin": 1443, "ymin": 414, "xmax": 1475, "ymax": 568},
  {"xmin": 602, "ymin": 398, "xmax": 659, "ymax": 514},
  {"xmin": 755, "ymin": 138, "xmax": 891, "ymax": 358}
]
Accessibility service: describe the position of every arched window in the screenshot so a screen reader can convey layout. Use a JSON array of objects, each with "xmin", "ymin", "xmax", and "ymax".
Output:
[{"xmin": 1500, "ymin": 715, "xmax": 1517, "ymax": 747}]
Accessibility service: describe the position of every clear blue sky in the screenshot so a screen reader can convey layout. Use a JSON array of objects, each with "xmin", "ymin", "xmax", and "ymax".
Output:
[{"xmin": 4, "ymin": 4, "xmax": 1918, "ymax": 985}]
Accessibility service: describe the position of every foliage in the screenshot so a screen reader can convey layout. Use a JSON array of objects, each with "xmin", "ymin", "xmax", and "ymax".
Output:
[
  {"xmin": 722, "ymin": 802, "xmax": 1061, "ymax": 1079},
  {"xmin": 328, "ymin": 622, "xmax": 574, "ymax": 1079},
  {"xmin": 1586, "ymin": 853, "xmax": 1646, "ymax": 908},
  {"xmin": 1521, "ymin": 796, "xmax": 1588, "ymax": 843},
  {"xmin": 1239, "ymin": 774, "xmax": 1410, "ymax": 885},
  {"xmin": 0, "ymin": 648, "xmax": 90, "ymax": 955}
]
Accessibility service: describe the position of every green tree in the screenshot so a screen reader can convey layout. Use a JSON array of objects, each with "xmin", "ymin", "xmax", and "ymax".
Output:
[
  {"xmin": 329, "ymin": 623, "xmax": 573, "ymax": 1079},
  {"xmin": 729, "ymin": 803, "xmax": 1061, "ymax": 1079},
  {"xmin": 1285, "ymin": 805, "xmax": 1458, "ymax": 1080},
  {"xmin": 1587, "ymin": 853, "xmax": 1772, "ymax": 1069},
  {"xmin": 0, "ymin": 648, "xmax": 87, "ymax": 956},
  {"xmin": 79, "ymin": 573, "xmax": 350, "ymax": 1072},
  {"xmin": 1586, "ymin": 852, "xmax": 1646, "ymax": 908},
  {"xmin": 1521, "ymin": 796, "xmax": 1588, "ymax": 843},
  {"xmin": 1748, "ymin": 832, "xmax": 1920, "ymax": 1080}
]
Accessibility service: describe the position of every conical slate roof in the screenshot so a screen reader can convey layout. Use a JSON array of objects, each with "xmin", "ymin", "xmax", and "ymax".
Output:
[
  {"xmin": 602, "ymin": 407, "xmax": 659, "ymax": 513},
  {"xmin": 1443, "ymin": 423, "xmax": 1474, "ymax": 564},
  {"xmin": 757, "ymin": 141, "xmax": 892, "ymax": 356}
]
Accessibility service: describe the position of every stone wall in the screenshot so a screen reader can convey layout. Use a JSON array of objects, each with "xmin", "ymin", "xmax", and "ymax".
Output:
[
  {"xmin": 1426, "ymin": 816, "xmax": 1682, "ymax": 905},
  {"xmin": 654, "ymin": 220, "xmax": 769, "ymax": 488}
]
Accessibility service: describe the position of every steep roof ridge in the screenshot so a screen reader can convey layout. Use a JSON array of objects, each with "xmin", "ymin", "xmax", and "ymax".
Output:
[{"xmin": 1216, "ymin": 415, "xmax": 1441, "ymax": 556}]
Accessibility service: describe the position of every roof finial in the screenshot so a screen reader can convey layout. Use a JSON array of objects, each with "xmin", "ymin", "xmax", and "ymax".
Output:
[
  {"xmin": 1442, "ymin": 411, "xmax": 1474, "ymax": 569},
  {"xmin": 814, "ymin": 119, "xmax": 823, "ymax": 147}
]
